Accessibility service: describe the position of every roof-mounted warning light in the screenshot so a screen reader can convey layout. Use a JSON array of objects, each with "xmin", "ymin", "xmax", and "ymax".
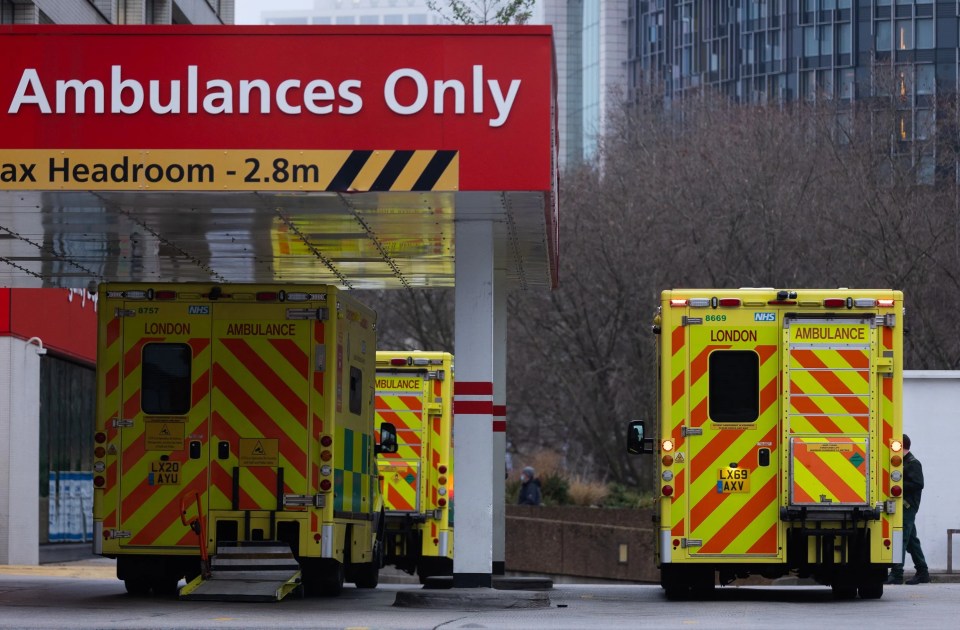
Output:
[
  {"xmin": 670, "ymin": 299, "xmax": 688, "ymax": 308},
  {"xmin": 718, "ymin": 298, "xmax": 741, "ymax": 307},
  {"xmin": 823, "ymin": 298, "xmax": 847, "ymax": 308},
  {"xmin": 688, "ymin": 298, "xmax": 710, "ymax": 308},
  {"xmin": 769, "ymin": 290, "xmax": 797, "ymax": 305},
  {"xmin": 390, "ymin": 358, "xmax": 410, "ymax": 366},
  {"xmin": 154, "ymin": 290, "xmax": 176, "ymax": 300},
  {"xmin": 877, "ymin": 299, "xmax": 895, "ymax": 307},
  {"xmin": 853, "ymin": 298, "xmax": 877, "ymax": 308},
  {"xmin": 256, "ymin": 292, "xmax": 278, "ymax": 301}
]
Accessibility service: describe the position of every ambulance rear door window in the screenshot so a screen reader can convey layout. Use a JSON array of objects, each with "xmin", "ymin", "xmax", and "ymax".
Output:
[
  {"xmin": 141, "ymin": 343, "xmax": 192, "ymax": 415},
  {"xmin": 708, "ymin": 350, "xmax": 759, "ymax": 422}
]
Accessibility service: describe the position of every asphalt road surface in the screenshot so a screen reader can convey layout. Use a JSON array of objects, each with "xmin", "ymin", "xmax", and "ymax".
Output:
[{"xmin": 1, "ymin": 563, "xmax": 959, "ymax": 630}]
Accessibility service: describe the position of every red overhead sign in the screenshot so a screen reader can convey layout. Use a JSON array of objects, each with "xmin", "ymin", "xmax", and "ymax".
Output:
[{"xmin": 0, "ymin": 26, "xmax": 556, "ymax": 192}]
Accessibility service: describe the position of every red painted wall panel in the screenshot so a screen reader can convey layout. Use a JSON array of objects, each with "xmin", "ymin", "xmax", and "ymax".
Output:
[{"xmin": 4, "ymin": 289, "xmax": 96, "ymax": 364}]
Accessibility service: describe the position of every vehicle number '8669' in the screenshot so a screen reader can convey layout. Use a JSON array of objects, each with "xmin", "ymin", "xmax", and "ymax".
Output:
[{"xmin": 705, "ymin": 314, "xmax": 726, "ymax": 322}]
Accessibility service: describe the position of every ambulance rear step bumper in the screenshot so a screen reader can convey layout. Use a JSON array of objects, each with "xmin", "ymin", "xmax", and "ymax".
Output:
[
  {"xmin": 780, "ymin": 506, "xmax": 881, "ymax": 522},
  {"xmin": 179, "ymin": 541, "xmax": 301, "ymax": 602}
]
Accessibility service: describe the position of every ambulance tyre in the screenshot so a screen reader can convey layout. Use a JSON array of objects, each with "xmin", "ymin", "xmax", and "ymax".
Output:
[
  {"xmin": 124, "ymin": 579, "xmax": 151, "ymax": 596},
  {"xmin": 319, "ymin": 560, "xmax": 345, "ymax": 596},
  {"xmin": 858, "ymin": 581, "xmax": 883, "ymax": 600},
  {"xmin": 831, "ymin": 583, "xmax": 857, "ymax": 600}
]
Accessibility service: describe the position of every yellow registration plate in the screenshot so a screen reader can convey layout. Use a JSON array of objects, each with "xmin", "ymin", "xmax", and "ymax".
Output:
[
  {"xmin": 716, "ymin": 467, "xmax": 749, "ymax": 493},
  {"xmin": 149, "ymin": 460, "xmax": 180, "ymax": 485}
]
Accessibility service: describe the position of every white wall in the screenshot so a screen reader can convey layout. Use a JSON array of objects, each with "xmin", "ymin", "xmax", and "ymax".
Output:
[
  {"xmin": 0, "ymin": 338, "xmax": 41, "ymax": 565},
  {"xmin": 903, "ymin": 371, "xmax": 960, "ymax": 572}
]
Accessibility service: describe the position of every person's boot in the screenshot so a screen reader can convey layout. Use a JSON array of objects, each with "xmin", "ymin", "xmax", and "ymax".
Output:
[
  {"xmin": 906, "ymin": 570, "xmax": 931, "ymax": 584},
  {"xmin": 885, "ymin": 573, "xmax": 903, "ymax": 585}
]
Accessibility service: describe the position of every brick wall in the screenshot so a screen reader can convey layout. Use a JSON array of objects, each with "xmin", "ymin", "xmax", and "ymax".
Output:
[{"xmin": 505, "ymin": 505, "xmax": 658, "ymax": 583}]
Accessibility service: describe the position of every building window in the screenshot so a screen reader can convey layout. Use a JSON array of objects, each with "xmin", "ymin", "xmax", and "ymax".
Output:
[
  {"xmin": 917, "ymin": 64, "xmax": 935, "ymax": 94},
  {"xmin": 876, "ymin": 20, "xmax": 891, "ymax": 52},
  {"xmin": 896, "ymin": 20, "xmax": 913, "ymax": 50},
  {"xmin": 838, "ymin": 23, "xmax": 852, "ymax": 55},
  {"xmin": 917, "ymin": 19, "xmax": 933, "ymax": 49}
]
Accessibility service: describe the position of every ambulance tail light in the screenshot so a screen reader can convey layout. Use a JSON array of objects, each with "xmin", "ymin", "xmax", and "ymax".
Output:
[
  {"xmin": 154, "ymin": 290, "xmax": 176, "ymax": 300},
  {"xmin": 256, "ymin": 292, "xmax": 278, "ymax": 301},
  {"xmin": 438, "ymin": 476, "xmax": 447, "ymax": 486},
  {"xmin": 661, "ymin": 439, "xmax": 675, "ymax": 452},
  {"xmin": 718, "ymin": 298, "xmax": 740, "ymax": 307},
  {"xmin": 891, "ymin": 454, "xmax": 903, "ymax": 467},
  {"xmin": 891, "ymin": 440, "xmax": 903, "ymax": 453},
  {"xmin": 438, "ymin": 465, "xmax": 448, "ymax": 474},
  {"xmin": 670, "ymin": 299, "xmax": 688, "ymax": 308},
  {"xmin": 94, "ymin": 476, "xmax": 105, "ymax": 488},
  {"xmin": 319, "ymin": 479, "xmax": 332, "ymax": 492},
  {"xmin": 390, "ymin": 358, "xmax": 409, "ymax": 366},
  {"xmin": 877, "ymin": 299, "xmax": 895, "ymax": 307},
  {"xmin": 320, "ymin": 435, "xmax": 333, "ymax": 448},
  {"xmin": 662, "ymin": 485, "xmax": 674, "ymax": 497},
  {"xmin": 438, "ymin": 498, "xmax": 447, "ymax": 507},
  {"xmin": 891, "ymin": 485, "xmax": 902, "ymax": 497},
  {"xmin": 823, "ymin": 298, "xmax": 846, "ymax": 308},
  {"xmin": 95, "ymin": 432, "xmax": 107, "ymax": 444}
]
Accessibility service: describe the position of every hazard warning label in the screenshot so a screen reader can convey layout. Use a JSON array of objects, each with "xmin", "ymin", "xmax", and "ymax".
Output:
[
  {"xmin": 144, "ymin": 419, "xmax": 185, "ymax": 451},
  {"xmin": 239, "ymin": 438, "xmax": 279, "ymax": 467}
]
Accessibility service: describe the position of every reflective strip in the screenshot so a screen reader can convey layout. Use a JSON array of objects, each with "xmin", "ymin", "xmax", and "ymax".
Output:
[{"xmin": 660, "ymin": 529, "xmax": 672, "ymax": 563}]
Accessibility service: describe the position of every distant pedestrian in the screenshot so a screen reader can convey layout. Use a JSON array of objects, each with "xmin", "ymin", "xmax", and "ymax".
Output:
[
  {"xmin": 517, "ymin": 466, "xmax": 541, "ymax": 506},
  {"xmin": 887, "ymin": 434, "xmax": 930, "ymax": 585}
]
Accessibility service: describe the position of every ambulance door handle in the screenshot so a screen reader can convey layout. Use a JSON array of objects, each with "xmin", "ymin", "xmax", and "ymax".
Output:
[
  {"xmin": 189, "ymin": 441, "xmax": 201, "ymax": 459},
  {"xmin": 758, "ymin": 448, "xmax": 770, "ymax": 467}
]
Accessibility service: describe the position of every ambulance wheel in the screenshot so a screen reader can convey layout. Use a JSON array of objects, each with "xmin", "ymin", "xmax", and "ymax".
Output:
[
  {"xmin": 151, "ymin": 577, "xmax": 180, "ymax": 598},
  {"xmin": 858, "ymin": 581, "xmax": 883, "ymax": 600},
  {"xmin": 318, "ymin": 560, "xmax": 345, "ymax": 596},
  {"xmin": 124, "ymin": 579, "xmax": 151, "ymax": 596},
  {"xmin": 353, "ymin": 543, "xmax": 382, "ymax": 589},
  {"xmin": 831, "ymin": 583, "xmax": 857, "ymax": 600}
]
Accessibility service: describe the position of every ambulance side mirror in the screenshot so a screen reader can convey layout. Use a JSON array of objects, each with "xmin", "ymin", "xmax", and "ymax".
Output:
[
  {"xmin": 627, "ymin": 420, "xmax": 655, "ymax": 455},
  {"xmin": 376, "ymin": 422, "xmax": 398, "ymax": 454}
]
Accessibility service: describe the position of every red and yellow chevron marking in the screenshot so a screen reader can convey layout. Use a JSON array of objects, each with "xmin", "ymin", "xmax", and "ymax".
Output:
[
  {"xmin": 685, "ymin": 326, "xmax": 780, "ymax": 557},
  {"xmin": 209, "ymin": 330, "xmax": 310, "ymax": 511},
  {"xmin": 117, "ymin": 323, "xmax": 212, "ymax": 549},
  {"xmin": 788, "ymin": 346, "xmax": 870, "ymax": 434},
  {"xmin": 789, "ymin": 437, "xmax": 869, "ymax": 504},
  {"xmin": 376, "ymin": 385, "xmax": 424, "ymax": 512}
]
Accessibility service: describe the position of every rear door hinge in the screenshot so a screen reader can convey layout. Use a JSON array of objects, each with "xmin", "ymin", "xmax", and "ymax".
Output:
[
  {"xmin": 681, "ymin": 538, "xmax": 702, "ymax": 548},
  {"xmin": 114, "ymin": 308, "xmax": 136, "ymax": 318},
  {"xmin": 681, "ymin": 426, "xmax": 703, "ymax": 437},
  {"xmin": 682, "ymin": 316, "xmax": 702, "ymax": 326},
  {"xmin": 111, "ymin": 418, "xmax": 134, "ymax": 428}
]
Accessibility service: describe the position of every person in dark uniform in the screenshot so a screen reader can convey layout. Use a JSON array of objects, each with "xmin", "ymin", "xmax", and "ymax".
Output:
[
  {"xmin": 887, "ymin": 434, "xmax": 930, "ymax": 584},
  {"xmin": 517, "ymin": 466, "xmax": 542, "ymax": 506}
]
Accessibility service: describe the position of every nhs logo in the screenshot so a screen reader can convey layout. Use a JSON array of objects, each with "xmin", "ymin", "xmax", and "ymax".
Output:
[
  {"xmin": 754, "ymin": 312, "xmax": 776, "ymax": 322},
  {"xmin": 187, "ymin": 305, "xmax": 210, "ymax": 315}
]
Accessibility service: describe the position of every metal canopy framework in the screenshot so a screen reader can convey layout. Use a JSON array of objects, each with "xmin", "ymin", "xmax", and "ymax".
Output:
[{"xmin": 0, "ymin": 189, "xmax": 552, "ymax": 290}]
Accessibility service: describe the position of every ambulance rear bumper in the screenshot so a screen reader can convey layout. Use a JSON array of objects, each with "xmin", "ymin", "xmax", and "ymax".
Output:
[{"xmin": 780, "ymin": 505, "xmax": 881, "ymax": 522}]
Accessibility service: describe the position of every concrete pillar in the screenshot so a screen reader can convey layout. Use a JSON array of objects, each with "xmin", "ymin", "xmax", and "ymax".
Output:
[
  {"xmin": 0, "ymin": 338, "xmax": 41, "ymax": 565},
  {"xmin": 492, "ymin": 269, "xmax": 506, "ymax": 575},
  {"xmin": 452, "ymin": 219, "xmax": 494, "ymax": 587}
]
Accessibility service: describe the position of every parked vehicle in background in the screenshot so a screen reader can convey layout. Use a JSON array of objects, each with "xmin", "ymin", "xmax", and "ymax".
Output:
[{"xmin": 375, "ymin": 351, "xmax": 454, "ymax": 582}]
